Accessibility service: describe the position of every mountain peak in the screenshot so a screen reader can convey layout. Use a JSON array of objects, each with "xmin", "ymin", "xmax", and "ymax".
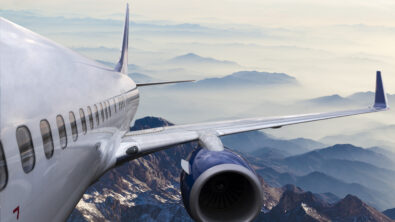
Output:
[
  {"xmin": 275, "ymin": 187, "xmax": 328, "ymax": 213},
  {"xmin": 324, "ymin": 194, "xmax": 393, "ymax": 221},
  {"xmin": 169, "ymin": 53, "xmax": 238, "ymax": 66},
  {"xmin": 305, "ymin": 94, "xmax": 350, "ymax": 106},
  {"xmin": 282, "ymin": 184, "xmax": 304, "ymax": 193},
  {"xmin": 184, "ymin": 52, "xmax": 198, "ymax": 57},
  {"xmin": 337, "ymin": 194, "xmax": 364, "ymax": 207},
  {"xmin": 170, "ymin": 70, "xmax": 298, "ymax": 90},
  {"xmin": 131, "ymin": 116, "xmax": 174, "ymax": 131},
  {"xmin": 329, "ymin": 144, "xmax": 361, "ymax": 151},
  {"xmin": 230, "ymin": 71, "xmax": 296, "ymax": 81},
  {"xmin": 317, "ymin": 94, "xmax": 342, "ymax": 99},
  {"xmin": 175, "ymin": 53, "xmax": 199, "ymax": 59}
]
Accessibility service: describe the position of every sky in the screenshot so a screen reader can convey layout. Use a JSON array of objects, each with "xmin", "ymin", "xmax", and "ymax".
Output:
[
  {"xmin": 3, "ymin": 0, "xmax": 395, "ymax": 26},
  {"xmin": 2, "ymin": 0, "xmax": 395, "ymax": 146}
]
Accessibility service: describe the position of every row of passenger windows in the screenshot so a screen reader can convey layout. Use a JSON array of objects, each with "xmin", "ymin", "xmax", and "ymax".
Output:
[{"xmin": 0, "ymin": 92, "xmax": 134, "ymax": 191}]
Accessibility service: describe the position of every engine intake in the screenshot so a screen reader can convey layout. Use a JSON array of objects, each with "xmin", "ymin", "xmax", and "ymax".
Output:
[{"xmin": 181, "ymin": 148, "xmax": 263, "ymax": 222}]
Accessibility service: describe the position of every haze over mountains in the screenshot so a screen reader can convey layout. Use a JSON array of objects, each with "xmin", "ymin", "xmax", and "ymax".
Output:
[
  {"xmin": 96, "ymin": 52, "xmax": 395, "ymax": 151},
  {"xmin": 96, "ymin": 52, "xmax": 395, "ymax": 153},
  {"xmin": 279, "ymin": 145, "xmax": 395, "ymax": 210},
  {"xmin": 68, "ymin": 117, "xmax": 395, "ymax": 221},
  {"xmin": 225, "ymin": 130, "xmax": 395, "ymax": 211}
]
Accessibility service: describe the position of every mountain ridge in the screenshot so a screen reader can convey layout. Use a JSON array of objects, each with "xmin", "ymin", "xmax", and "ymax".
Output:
[
  {"xmin": 169, "ymin": 70, "xmax": 298, "ymax": 89},
  {"xmin": 168, "ymin": 53, "xmax": 239, "ymax": 66}
]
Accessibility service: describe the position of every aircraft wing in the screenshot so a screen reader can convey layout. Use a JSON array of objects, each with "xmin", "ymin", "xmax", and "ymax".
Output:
[{"xmin": 116, "ymin": 72, "xmax": 388, "ymax": 165}]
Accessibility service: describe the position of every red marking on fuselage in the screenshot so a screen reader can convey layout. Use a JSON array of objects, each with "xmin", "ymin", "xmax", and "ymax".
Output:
[{"xmin": 13, "ymin": 206, "xmax": 20, "ymax": 220}]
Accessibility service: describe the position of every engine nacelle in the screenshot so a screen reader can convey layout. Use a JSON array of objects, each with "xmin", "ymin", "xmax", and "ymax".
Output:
[{"xmin": 180, "ymin": 148, "xmax": 263, "ymax": 222}]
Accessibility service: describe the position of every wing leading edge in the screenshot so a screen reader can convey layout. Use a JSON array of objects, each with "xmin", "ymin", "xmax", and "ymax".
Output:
[{"xmin": 116, "ymin": 71, "xmax": 389, "ymax": 165}]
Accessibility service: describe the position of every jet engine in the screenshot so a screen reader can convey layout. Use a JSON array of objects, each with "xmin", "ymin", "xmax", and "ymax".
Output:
[{"xmin": 180, "ymin": 148, "xmax": 263, "ymax": 222}]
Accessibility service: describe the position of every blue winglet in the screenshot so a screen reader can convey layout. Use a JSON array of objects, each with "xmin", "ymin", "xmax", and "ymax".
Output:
[
  {"xmin": 115, "ymin": 4, "xmax": 129, "ymax": 74},
  {"xmin": 373, "ymin": 71, "xmax": 389, "ymax": 109}
]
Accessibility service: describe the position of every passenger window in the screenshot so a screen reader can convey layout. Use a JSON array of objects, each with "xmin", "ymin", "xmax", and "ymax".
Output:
[
  {"xmin": 104, "ymin": 102, "xmax": 108, "ymax": 119},
  {"xmin": 113, "ymin": 98, "xmax": 117, "ymax": 113},
  {"xmin": 40, "ymin": 120, "xmax": 54, "ymax": 159},
  {"xmin": 100, "ymin": 103, "xmax": 105, "ymax": 122},
  {"xmin": 118, "ymin": 97, "xmax": 122, "ymax": 110},
  {"xmin": 107, "ymin": 101, "xmax": 112, "ymax": 117},
  {"xmin": 16, "ymin": 126, "xmax": 35, "ymax": 173},
  {"xmin": 57, "ymin": 115, "xmax": 67, "ymax": 149},
  {"xmin": 0, "ymin": 142, "xmax": 8, "ymax": 190},
  {"xmin": 94, "ymin": 105, "xmax": 99, "ymax": 126},
  {"xmin": 79, "ymin": 108, "xmax": 87, "ymax": 134},
  {"xmin": 69, "ymin": 111, "xmax": 78, "ymax": 141},
  {"xmin": 87, "ymin": 106, "xmax": 94, "ymax": 129}
]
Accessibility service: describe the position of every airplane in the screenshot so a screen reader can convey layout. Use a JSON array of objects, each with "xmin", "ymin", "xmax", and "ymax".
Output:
[{"xmin": 0, "ymin": 4, "xmax": 390, "ymax": 222}]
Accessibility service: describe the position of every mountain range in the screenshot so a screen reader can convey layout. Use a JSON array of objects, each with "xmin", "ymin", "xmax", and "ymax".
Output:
[
  {"xmin": 169, "ymin": 70, "xmax": 298, "ymax": 89},
  {"xmin": 257, "ymin": 186, "xmax": 392, "ymax": 222},
  {"xmin": 222, "ymin": 130, "xmax": 324, "ymax": 156},
  {"xmin": 303, "ymin": 94, "xmax": 353, "ymax": 107},
  {"xmin": 168, "ymin": 53, "xmax": 240, "ymax": 67},
  {"xmin": 285, "ymin": 144, "xmax": 395, "ymax": 170},
  {"xmin": 278, "ymin": 144, "xmax": 395, "ymax": 210},
  {"xmin": 321, "ymin": 124, "xmax": 395, "ymax": 150},
  {"xmin": 68, "ymin": 117, "xmax": 395, "ymax": 221},
  {"xmin": 303, "ymin": 91, "xmax": 395, "ymax": 107},
  {"xmin": 96, "ymin": 57, "xmax": 298, "ymax": 89}
]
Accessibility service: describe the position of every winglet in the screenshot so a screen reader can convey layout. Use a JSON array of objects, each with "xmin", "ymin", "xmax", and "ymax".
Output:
[
  {"xmin": 373, "ymin": 71, "xmax": 389, "ymax": 109},
  {"xmin": 115, "ymin": 4, "xmax": 129, "ymax": 74}
]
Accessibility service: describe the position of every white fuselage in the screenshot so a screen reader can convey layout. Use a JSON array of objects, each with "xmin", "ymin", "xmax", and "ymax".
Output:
[{"xmin": 0, "ymin": 18, "xmax": 139, "ymax": 221}]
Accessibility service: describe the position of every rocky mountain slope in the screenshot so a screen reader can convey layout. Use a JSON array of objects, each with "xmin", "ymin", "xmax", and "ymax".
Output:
[
  {"xmin": 257, "ymin": 185, "xmax": 392, "ymax": 222},
  {"xmin": 280, "ymin": 144, "xmax": 395, "ymax": 210}
]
